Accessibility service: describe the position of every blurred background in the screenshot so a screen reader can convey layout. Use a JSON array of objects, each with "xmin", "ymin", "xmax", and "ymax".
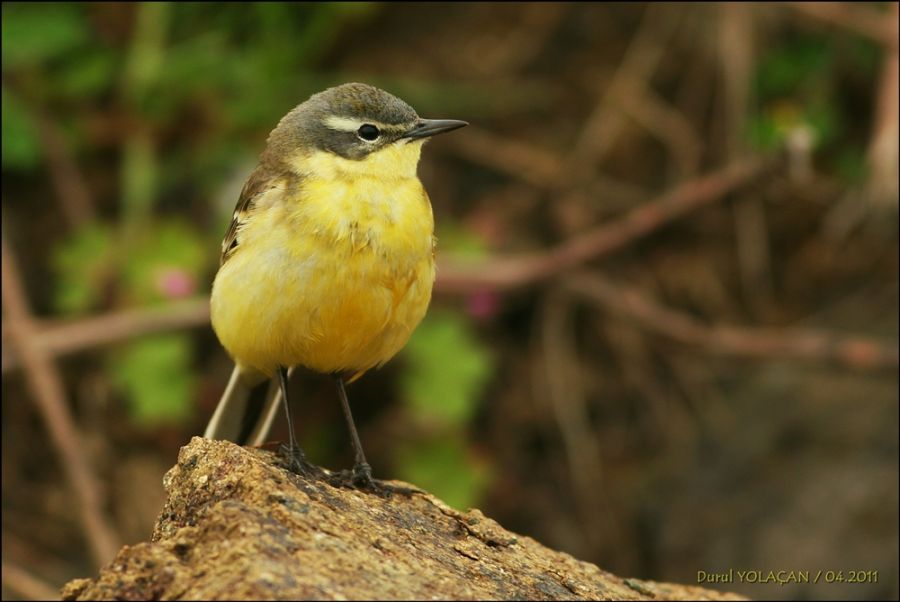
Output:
[{"xmin": 1, "ymin": 2, "xmax": 898, "ymax": 600}]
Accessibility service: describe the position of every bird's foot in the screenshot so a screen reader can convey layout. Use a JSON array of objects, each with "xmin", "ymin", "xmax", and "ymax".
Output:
[
  {"xmin": 278, "ymin": 443, "xmax": 324, "ymax": 479},
  {"xmin": 326, "ymin": 462, "xmax": 423, "ymax": 498}
]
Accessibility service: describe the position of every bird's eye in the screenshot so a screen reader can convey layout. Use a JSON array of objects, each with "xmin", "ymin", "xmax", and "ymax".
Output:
[{"xmin": 357, "ymin": 124, "xmax": 380, "ymax": 141}]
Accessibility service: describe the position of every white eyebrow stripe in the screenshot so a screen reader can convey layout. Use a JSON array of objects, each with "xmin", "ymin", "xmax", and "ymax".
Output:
[
  {"xmin": 323, "ymin": 115, "xmax": 396, "ymax": 132},
  {"xmin": 324, "ymin": 116, "xmax": 363, "ymax": 131}
]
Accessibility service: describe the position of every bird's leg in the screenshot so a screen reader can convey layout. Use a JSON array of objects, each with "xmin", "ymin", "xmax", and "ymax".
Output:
[
  {"xmin": 334, "ymin": 376, "xmax": 374, "ymax": 487},
  {"xmin": 325, "ymin": 376, "xmax": 421, "ymax": 498},
  {"xmin": 278, "ymin": 366, "xmax": 312, "ymax": 474}
]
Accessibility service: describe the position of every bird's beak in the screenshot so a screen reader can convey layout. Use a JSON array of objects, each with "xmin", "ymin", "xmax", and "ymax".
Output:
[{"xmin": 402, "ymin": 119, "xmax": 468, "ymax": 140}]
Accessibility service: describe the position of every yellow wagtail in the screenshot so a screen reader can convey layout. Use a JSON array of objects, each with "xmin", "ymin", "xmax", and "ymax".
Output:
[{"xmin": 204, "ymin": 82, "xmax": 467, "ymax": 485}]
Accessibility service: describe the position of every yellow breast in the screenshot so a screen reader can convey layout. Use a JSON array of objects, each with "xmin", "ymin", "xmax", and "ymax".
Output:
[{"xmin": 210, "ymin": 145, "xmax": 436, "ymax": 378}]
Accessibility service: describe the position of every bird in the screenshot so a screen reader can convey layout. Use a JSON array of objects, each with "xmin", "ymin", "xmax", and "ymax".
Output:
[{"xmin": 203, "ymin": 82, "xmax": 467, "ymax": 486}]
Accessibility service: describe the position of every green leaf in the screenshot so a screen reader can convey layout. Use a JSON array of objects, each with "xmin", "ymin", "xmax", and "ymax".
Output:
[
  {"xmin": 1, "ymin": 87, "xmax": 42, "ymax": 169},
  {"xmin": 400, "ymin": 310, "xmax": 494, "ymax": 426},
  {"xmin": 55, "ymin": 48, "xmax": 117, "ymax": 98},
  {"xmin": 51, "ymin": 223, "xmax": 115, "ymax": 315},
  {"xmin": 108, "ymin": 335, "xmax": 195, "ymax": 426},
  {"xmin": 394, "ymin": 437, "xmax": 490, "ymax": 510},
  {"xmin": 1, "ymin": 3, "xmax": 89, "ymax": 68}
]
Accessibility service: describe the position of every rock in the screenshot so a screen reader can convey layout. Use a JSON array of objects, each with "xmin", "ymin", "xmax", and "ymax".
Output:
[{"xmin": 61, "ymin": 437, "xmax": 744, "ymax": 601}]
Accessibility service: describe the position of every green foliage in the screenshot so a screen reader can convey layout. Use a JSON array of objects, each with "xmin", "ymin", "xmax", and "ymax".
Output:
[
  {"xmin": 2, "ymin": 4, "xmax": 115, "ymax": 172},
  {"xmin": 400, "ymin": 310, "xmax": 494, "ymax": 426},
  {"xmin": 108, "ymin": 335, "xmax": 196, "ymax": 426},
  {"xmin": 755, "ymin": 37, "xmax": 834, "ymax": 100},
  {"xmin": 1, "ymin": 3, "xmax": 88, "ymax": 68},
  {"xmin": 51, "ymin": 223, "xmax": 116, "ymax": 314},
  {"xmin": 394, "ymin": 436, "xmax": 490, "ymax": 510},
  {"xmin": 1, "ymin": 87, "xmax": 41, "ymax": 169}
]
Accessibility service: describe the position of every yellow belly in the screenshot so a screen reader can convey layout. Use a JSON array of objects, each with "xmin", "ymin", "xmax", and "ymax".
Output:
[{"xmin": 210, "ymin": 174, "xmax": 435, "ymax": 377}]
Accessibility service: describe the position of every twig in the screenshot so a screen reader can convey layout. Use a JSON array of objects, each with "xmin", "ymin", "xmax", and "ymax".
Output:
[
  {"xmin": 539, "ymin": 291, "xmax": 609, "ymax": 549},
  {"xmin": 615, "ymin": 78, "xmax": 703, "ymax": 178},
  {"xmin": 1, "ymin": 560, "xmax": 60, "ymax": 601},
  {"xmin": 718, "ymin": 3, "xmax": 775, "ymax": 310},
  {"xmin": 442, "ymin": 128, "xmax": 654, "ymax": 213},
  {"xmin": 563, "ymin": 271, "xmax": 899, "ymax": 371},
  {"xmin": 718, "ymin": 2, "xmax": 754, "ymax": 159},
  {"xmin": 442, "ymin": 126, "xmax": 563, "ymax": 188},
  {"xmin": 2, "ymin": 298, "xmax": 210, "ymax": 374},
  {"xmin": 436, "ymin": 155, "xmax": 774, "ymax": 293},
  {"xmin": 441, "ymin": 7, "xmax": 689, "ymax": 203},
  {"xmin": 732, "ymin": 196, "xmax": 774, "ymax": 309},
  {"xmin": 473, "ymin": 3, "xmax": 568, "ymax": 75},
  {"xmin": 1, "ymin": 237, "xmax": 120, "ymax": 566},
  {"xmin": 571, "ymin": 3, "xmax": 683, "ymax": 171}
]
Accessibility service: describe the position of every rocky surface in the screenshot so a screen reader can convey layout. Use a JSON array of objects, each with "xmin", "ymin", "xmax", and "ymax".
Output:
[{"xmin": 62, "ymin": 437, "xmax": 744, "ymax": 600}]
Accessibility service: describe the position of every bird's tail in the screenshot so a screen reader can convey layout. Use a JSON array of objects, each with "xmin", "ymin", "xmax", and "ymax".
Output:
[{"xmin": 204, "ymin": 364, "xmax": 293, "ymax": 446}]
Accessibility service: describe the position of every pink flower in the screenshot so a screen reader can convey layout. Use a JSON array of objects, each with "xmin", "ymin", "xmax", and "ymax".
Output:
[{"xmin": 156, "ymin": 267, "xmax": 196, "ymax": 299}]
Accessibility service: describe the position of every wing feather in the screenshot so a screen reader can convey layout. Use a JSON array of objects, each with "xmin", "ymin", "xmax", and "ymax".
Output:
[{"xmin": 220, "ymin": 166, "xmax": 282, "ymax": 265}]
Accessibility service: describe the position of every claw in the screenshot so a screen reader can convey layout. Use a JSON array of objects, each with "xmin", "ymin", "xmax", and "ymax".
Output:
[
  {"xmin": 278, "ymin": 443, "xmax": 322, "ymax": 478},
  {"xmin": 351, "ymin": 462, "xmax": 374, "ymax": 488}
]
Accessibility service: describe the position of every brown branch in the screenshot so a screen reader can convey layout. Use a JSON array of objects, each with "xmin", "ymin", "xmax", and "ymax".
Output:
[
  {"xmin": 2, "ymin": 298, "xmax": 210, "ymax": 373},
  {"xmin": 1, "ymin": 237, "xmax": 120, "ymax": 566},
  {"xmin": 616, "ymin": 78, "xmax": 703, "ymax": 178},
  {"xmin": 865, "ymin": 1, "xmax": 899, "ymax": 208},
  {"xmin": 436, "ymin": 155, "xmax": 775, "ymax": 293},
  {"xmin": 563, "ymin": 271, "xmax": 899, "ymax": 372},
  {"xmin": 1, "ymin": 560, "xmax": 60, "ymax": 601}
]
